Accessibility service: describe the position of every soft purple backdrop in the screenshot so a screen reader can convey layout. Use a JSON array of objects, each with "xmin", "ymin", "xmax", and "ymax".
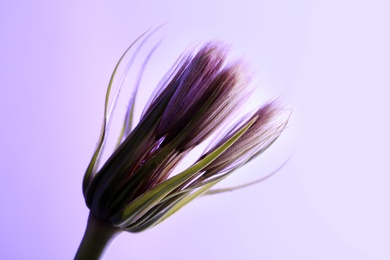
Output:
[{"xmin": 1, "ymin": 0, "xmax": 388, "ymax": 259}]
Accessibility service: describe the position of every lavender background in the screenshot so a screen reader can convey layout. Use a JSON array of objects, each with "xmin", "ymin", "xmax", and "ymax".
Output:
[{"xmin": 1, "ymin": 0, "xmax": 389, "ymax": 259}]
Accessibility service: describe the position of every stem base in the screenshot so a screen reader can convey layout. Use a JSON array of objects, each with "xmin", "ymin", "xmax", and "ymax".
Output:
[{"xmin": 75, "ymin": 212, "xmax": 121, "ymax": 260}]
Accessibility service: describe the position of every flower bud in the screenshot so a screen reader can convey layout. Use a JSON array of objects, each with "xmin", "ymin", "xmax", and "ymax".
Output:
[{"xmin": 82, "ymin": 36, "xmax": 289, "ymax": 233}]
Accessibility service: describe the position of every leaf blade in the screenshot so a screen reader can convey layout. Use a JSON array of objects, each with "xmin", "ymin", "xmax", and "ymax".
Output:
[
  {"xmin": 108, "ymin": 117, "xmax": 256, "ymax": 227},
  {"xmin": 82, "ymin": 31, "xmax": 149, "ymax": 196}
]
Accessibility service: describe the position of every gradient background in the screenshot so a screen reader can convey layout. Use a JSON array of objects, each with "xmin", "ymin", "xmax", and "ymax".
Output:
[{"xmin": 1, "ymin": 0, "xmax": 389, "ymax": 259}]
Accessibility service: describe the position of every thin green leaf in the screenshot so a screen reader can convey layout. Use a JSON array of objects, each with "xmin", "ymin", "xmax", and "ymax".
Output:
[
  {"xmin": 124, "ymin": 193, "xmax": 187, "ymax": 232},
  {"xmin": 204, "ymin": 155, "xmax": 292, "ymax": 195},
  {"xmin": 82, "ymin": 31, "xmax": 148, "ymax": 197},
  {"xmin": 154, "ymin": 180, "xmax": 220, "ymax": 226},
  {"xmin": 109, "ymin": 117, "xmax": 256, "ymax": 228},
  {"xmin": 127, "ymin": 181, "xmax": 218, "ymax": 232},
  {"xmin": 115, "ymin": 40, "xmax": 163, "ymax": 148}
]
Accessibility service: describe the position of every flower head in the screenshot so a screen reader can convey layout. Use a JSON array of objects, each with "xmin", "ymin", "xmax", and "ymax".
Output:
[{"xmin": 81, "ymin": 35, "xmax": 289, "ymax": 233}]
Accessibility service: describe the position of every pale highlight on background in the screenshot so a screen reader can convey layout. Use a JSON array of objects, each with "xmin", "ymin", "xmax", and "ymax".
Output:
[{"xmin": 0, "ymin": 0, "xmax": 388, "ymax": 259}]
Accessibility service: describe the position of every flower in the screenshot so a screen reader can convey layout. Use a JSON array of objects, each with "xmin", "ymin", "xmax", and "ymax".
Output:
[{"xmin": 76, "ymin": 32, "xmax": 289, "ymax": 259}]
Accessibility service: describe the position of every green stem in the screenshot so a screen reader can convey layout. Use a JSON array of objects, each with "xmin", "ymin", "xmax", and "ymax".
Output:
[{"xmin": 75, "ymin": 212, "xmax": 121, "ymax": 260}]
